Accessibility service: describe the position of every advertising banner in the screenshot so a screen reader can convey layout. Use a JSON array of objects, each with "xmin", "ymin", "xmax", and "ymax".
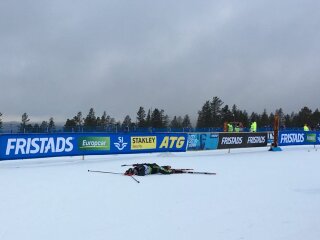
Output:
[
  {"xmin": 187, "ymin": 133, "xmax": 219, "ymax": 150},
  {"xmin": 217, "ymin": 132, "xmax": 268, "ymax": 149},
  {"xmin": 278, "ymin": 131, "xmax": 320, "ymax": 146},
  {"xmin": 0, "ymin": 133, "xmax": 188, "ymax": 160},
  {"xmin": 267, "ymin": 131, "xmax": 274, "ymax": 143}
]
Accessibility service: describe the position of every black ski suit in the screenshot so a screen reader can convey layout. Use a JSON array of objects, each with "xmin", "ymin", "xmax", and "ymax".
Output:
[{"xmin": 132, "ymin": 163, "xmax": 172, "ymax": 176}]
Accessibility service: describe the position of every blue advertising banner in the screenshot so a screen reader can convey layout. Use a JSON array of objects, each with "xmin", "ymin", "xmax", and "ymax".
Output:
[
  {"xmin": 187, "ymin": 133, "xmax": 219, "ymax": 150},
  {"xmin": 267, "ymin": 131, "xmax": 274, "ymax": 143},
  {"xmin": 278, "ymin": 131, "xmax": 320, "ymax": 146},
  {"xmin": 0, "ymin": 133, "xmax": 188, "ymax": 160}
]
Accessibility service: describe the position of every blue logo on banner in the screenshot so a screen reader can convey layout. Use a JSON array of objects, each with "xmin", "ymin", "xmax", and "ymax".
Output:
[{"xmin": 114, "ymin": 137, "xmax": 128, "ymax": 150}]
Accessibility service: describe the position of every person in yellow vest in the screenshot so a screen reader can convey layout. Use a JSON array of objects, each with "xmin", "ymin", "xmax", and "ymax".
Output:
[
  {"xmin": 250, "ymin": 121, "xmax": 257, "ymax": 132},
  {"xmin": 227, "ymin": 123, "xmax": 233, "ymax": 132},
  {"xmin": 303, "ymin": 124, "xmax": 309, "ymax": 131},
  {"xmin": 234, "ymin": 123, "xmax": 240, "ymax": 132}
]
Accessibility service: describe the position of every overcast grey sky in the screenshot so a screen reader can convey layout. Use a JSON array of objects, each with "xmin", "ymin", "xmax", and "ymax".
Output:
[{"xmin": 1, "ymin": 0, "xmax": 320, "ymax": 123}]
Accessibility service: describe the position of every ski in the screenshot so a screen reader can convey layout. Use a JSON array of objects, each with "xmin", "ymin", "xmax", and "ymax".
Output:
[
  {"xmin": 174, "ymin": 171, "xmax": 216, "ymax": 175},
  {"xmin": 88, "ymin": 169, "xmax": 215, "ymax": 175}
]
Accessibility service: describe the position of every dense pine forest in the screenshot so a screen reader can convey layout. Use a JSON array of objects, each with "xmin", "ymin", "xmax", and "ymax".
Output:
[{"xmin": 1, "ymin": 97, "xmax": 319, "ymax": 133}]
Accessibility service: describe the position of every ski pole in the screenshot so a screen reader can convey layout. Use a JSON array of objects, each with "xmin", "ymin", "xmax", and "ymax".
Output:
[
  {"xmin": 88, "ymin": 170, "xmax": 123, "ymax": 174},
  {"xmin": 130, "ymin": 175, "xmax": 140, "ymax": 183},
  {"xmin": 88, "ymin": 170, "xmax": 140, "ymax": 183}
]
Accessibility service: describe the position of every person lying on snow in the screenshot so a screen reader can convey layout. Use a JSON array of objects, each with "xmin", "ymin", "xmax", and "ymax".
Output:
[{"xmin": 124, "ymin": 163, "xmax": 184, "ymax": 176}]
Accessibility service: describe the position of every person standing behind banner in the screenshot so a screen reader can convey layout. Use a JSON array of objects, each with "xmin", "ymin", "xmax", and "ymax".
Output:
[
  {"xmin": 303, "ymin": 123, "xmax": 310, "ymax": 131},
  {"xmin": 227, "ymin": 123, "xmax": 233, "ymax": 132},
  {"xmin": 250, "ymin": 121, "xmax": 257, "ymax": 132},
  {"xmin": 234, "ymin": 123, "xmax": 240, "ymax": 132}
]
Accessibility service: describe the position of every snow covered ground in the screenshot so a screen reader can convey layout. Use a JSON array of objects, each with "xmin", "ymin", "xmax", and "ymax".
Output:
[{"xmin": 1, "ymin": 145, "xmax": 320, "ymax": 240}]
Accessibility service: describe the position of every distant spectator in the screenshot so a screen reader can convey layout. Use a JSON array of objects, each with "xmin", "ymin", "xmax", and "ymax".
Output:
[
  {"xmin": 250, "ymin": 121, "xmax": 257, "ymax": 132},
  {"xmin": 227, "ymin": 123, "xmax": 233, "ymax": 132},
  {"xmin": 234, "ymin": 124, "xmax": 240, "ymax": 132},
  {"xmin": 303, "ymin": 124, "xmax": 310, "ymax": 131}
]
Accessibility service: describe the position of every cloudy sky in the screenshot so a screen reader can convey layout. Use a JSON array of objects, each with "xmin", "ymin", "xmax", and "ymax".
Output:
[{"xmin": 1, "ymin": 0, "xmax": 320, "ymax": 123}]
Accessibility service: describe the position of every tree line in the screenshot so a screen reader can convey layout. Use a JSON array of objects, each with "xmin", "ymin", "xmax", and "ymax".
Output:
[
  {"xmin": 16, "ymin": 113, "xmax": 56, "ymax": 133},
  {"xmin": 63, "ymin": 107, "xmax": 192, "ymax": 132},
  {"xmin": 0, "ymin": 107, "xmax": 192, "ymax": 133},
  {"xmin": 0, "ymin": 96, "xmax": 320, "ymax": 132},
  {"xmin": 196, "ymin": 97, "xmax": 320, "ymax": 130}
]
